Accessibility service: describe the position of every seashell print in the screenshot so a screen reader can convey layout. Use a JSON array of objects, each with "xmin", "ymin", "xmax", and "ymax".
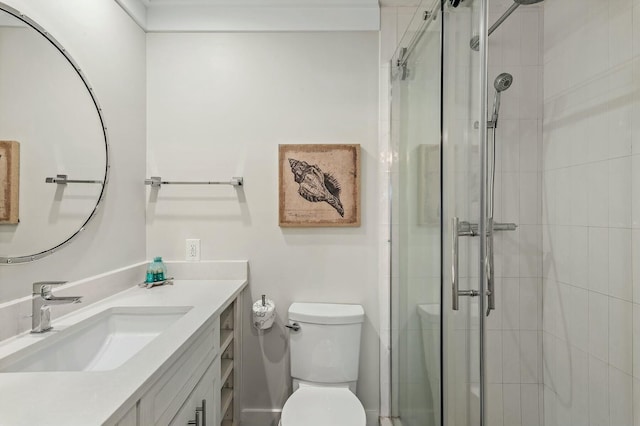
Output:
[{"xmin": 288, "ymin": 158, "xmax": 344, "ymax": 217}]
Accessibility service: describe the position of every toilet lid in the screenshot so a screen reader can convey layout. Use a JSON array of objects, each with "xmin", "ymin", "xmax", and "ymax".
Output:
[{"xmin": 281, "ymin": 387, "xmax": 366, "ymax": 426}]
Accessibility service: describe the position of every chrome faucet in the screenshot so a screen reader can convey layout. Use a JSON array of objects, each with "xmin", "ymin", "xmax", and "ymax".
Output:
[{"xmin": 31, "ymin": 281, "xmax": 82, "ymax": 333}]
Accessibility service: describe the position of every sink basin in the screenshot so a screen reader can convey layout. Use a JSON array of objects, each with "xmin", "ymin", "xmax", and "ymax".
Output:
[{"xmin": 0, "ymin": 306, "xmax": 191, "ymax": 372}]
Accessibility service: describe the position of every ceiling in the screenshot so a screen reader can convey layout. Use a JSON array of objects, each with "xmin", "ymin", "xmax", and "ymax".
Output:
[
  {"xmin": 116, "ymin": 0, "xmax": 421, "ymax": 32},
  {"xmin": 138, "ymin": 0, "xmax": 420, "ymax": 5}
]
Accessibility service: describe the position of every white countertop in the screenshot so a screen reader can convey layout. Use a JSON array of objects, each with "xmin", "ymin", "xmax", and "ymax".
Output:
[{"xmin": 0, "ymin": 279, "xmax": 247, "ymax": 426}]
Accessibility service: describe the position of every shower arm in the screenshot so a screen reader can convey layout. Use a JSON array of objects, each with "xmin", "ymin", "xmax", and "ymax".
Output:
[{"xmin": 470, "ymin": 2, "xmax": 520, "ymax": 51}]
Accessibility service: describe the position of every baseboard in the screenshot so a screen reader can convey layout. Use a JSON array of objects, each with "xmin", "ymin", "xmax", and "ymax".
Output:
[
  {"xmin": 241, "ymin": 408, "xmax": 379, "ymax": 426},
  {"xmin": 240, "ymin": 408, "xmax": 281, "ymax": 426},
  {"xmin": 366, "ymin": 410, "xmax": 380, "ymax": 426},
  {"xmin": 379, "ymin": 416, "xmax": 394, "ymax": 426}
]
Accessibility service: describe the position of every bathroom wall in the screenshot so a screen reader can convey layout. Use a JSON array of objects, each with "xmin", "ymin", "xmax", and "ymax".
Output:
[
  {"xmin": 485, "ymin": 1, "xmax": 545, "ymax": 425},
  {"xmin": 145, "ymin": 32, "xmax": 380, "ymax": 425},
  {"xmin": 0, "ymin": 0, "xmax": 147, "ymax": 303},
  {"xmin": 542, "ymin": 0, "xmax": 639, "ymax": 424}
]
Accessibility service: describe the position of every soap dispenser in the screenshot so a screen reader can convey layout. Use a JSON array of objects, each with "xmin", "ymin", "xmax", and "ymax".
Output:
[{"xmin": 146, "ymin": 257, "xmax": 167, "ymax": 283}]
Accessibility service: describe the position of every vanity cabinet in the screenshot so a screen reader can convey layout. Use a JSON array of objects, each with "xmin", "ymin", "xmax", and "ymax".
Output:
[
  {"xmin": 169, "ymin": 357, "xmax": 220, "ymax": 426},
  {"xmin": 113, "ymin": 292, "xmax": 242, "ymax": 426},
  {"xmin": 219, "ymin": 299, "xmax": 240, "ymax": 426}
]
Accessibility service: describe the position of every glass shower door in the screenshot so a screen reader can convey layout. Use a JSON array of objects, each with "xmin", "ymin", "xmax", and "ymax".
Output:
[
  {"xmin": 390, "ymin": 1, "xmax": 442, "ymax": 425},
  {"xmin": 441, "ymin": 0, "xmax": 488, "ymax": 426},
  {"xmin": 390, "ymin": 1, "xmax": 488, "ymax": 425}
]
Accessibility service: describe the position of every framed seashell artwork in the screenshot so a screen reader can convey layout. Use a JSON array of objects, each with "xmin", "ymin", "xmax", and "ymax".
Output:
[
  {"xmin": 0, "ymin": 141, "xmax": 19, "ymax": 224},
  {"xmin": 279, "ymin": 144, "xmax": 360, "ymax": 227}
]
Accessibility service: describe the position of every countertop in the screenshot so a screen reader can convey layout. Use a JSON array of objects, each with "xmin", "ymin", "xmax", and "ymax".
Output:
[{"xmin": 0, "ymin": 279, "xmax": 247, "ymax": 425}]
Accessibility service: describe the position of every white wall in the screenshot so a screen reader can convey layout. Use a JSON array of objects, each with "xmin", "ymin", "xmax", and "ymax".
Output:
[
  {"xmin": 542, "ymin": 0, "xmax": 639, "ymax": 425},
  {"xmin": 145, "ymin": 32, "xmax": 380, "ymax": 425},
  {"xmin": 0, "ymin": 0, "xmax": 147, "ymax": 303}
]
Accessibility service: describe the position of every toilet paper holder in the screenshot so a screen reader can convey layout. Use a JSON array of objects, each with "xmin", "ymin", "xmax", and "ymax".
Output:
[{"xmin": 252, "ymin": 294, "xmax": 276, "ymax": 331}]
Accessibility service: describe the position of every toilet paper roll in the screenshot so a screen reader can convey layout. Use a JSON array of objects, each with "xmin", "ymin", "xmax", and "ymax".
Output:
[{"xmin": 252, "ymin": 297, "xmax": 276, "ymax": 330}]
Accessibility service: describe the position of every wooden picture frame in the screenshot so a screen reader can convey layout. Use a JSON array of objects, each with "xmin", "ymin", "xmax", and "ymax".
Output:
[
  {"xmin": 279, "ymin": 144, "xmax": 360, "ymax": 227},
  {"xmin": 0, "ymin": 141, "xmax": 19, "ymax": 224}
]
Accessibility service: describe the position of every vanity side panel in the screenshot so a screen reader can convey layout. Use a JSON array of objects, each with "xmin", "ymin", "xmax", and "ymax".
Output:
[{"xmin": 114, "ymin": 403, "xmax": 138, "ymax": 426}]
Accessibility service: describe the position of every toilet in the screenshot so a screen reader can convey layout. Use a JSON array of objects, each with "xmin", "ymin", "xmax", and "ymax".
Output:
[{"xmin": 279, "ymin": 302, "xmax": 366, "ymax": 426}]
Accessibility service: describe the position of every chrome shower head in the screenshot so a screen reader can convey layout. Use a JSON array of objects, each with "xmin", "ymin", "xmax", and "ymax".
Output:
[
  {"xmin": 514, "ymin": 0, "xmax": 544, "ymax": 4},
  {"xmin": 491, "ymin": 73, "xmax": 514, "ymax": 128},
  {"xmin": 494, "ymin": 73, "xmax": 513, "ymax": 92}
]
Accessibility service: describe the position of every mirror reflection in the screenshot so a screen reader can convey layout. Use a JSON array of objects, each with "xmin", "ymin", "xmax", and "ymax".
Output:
[{"xmin": 0, "ymin": 10, "xmax": 107, "ymax": 262}]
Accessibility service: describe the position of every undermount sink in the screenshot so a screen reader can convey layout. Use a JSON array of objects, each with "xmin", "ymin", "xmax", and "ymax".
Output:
[{"xmin": 0, "ymin": 306, "xmax": 192, "ymax": 372}]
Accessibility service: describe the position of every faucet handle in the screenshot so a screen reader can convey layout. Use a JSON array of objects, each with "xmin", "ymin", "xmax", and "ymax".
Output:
[{"xmin": 32, "ymin": 281, "xmax": 68, "ymax": 295}]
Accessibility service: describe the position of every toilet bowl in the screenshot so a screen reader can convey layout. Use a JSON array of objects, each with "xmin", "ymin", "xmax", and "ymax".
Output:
[
  {"xmin": 280, "ymin": 385, "xmax": 366, "ymax": 426},
  {"xmin": 282, "ymin": 302, "xmax": 367, "ymax": 426}
]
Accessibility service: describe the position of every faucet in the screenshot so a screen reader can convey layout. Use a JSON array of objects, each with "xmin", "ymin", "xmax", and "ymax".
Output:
[{"xmin": 31, "ymin": 281, "xmax": 82, "ymax": 333}]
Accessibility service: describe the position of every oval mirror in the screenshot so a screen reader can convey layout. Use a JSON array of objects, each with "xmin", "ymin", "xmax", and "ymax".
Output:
[{"xmin": 0, "ymin": 4, "xmax": 109, "ymax": 264}]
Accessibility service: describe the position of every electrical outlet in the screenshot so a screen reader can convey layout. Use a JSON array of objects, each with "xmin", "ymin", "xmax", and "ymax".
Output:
[{"xmin": 186, "ymin": 239, "xmax": 200, "ymax": 261}]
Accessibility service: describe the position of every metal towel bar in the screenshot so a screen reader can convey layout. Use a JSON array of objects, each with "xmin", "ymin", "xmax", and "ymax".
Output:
[
  {"xmin": 144, "ymin": 176, "xmax": 243, "ymax": 188},
  {"xmin": 45, "ymin": 174, "xmax": 103, "ymax": 185}
]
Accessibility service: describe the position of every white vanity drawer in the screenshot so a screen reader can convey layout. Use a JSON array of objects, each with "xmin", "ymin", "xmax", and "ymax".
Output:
[
  {"xmin": 169, "ymin": 356, "xmax": 220, "ymax": 426},
  {"xmin": 139, "ymin": 317, "xmax": 220, "ymax": 425}
]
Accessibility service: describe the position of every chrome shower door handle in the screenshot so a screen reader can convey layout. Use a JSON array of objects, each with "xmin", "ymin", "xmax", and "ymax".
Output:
[
  {"xmin": 452, "ymin": 216, "xmax": 480, "ymax": 311},
  {"xmin": 486, "ymin": 217, "xmax": 495, "ymax": 316},
  {"xmin": 452, "ymin": 217, "xmax": 460, "ymax": 310}
]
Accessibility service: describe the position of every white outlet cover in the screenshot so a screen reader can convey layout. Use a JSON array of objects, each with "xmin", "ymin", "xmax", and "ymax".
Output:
[{"xmin": 185, "ymin": 239, "xmax": 200, "ymax": 261}]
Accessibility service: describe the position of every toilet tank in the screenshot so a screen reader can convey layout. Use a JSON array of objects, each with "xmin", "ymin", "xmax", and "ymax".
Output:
[{"xmin": 288, "ymin": 303, "xmax": 365, "ymax": 385}]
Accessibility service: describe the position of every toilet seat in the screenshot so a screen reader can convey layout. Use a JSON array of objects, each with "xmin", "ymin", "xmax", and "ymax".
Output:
[{"xmin": 280, "ymin": 386, "xmax": 366, "ymax": 426}]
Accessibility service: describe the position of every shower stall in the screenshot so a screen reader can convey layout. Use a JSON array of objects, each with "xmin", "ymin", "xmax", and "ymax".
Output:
[{"xmin": 391, "ymin": 0, "xmax": 639, "ymax": 423}]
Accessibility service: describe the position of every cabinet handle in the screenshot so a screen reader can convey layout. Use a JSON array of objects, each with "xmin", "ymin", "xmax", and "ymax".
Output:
[{"xmin": 187, "ymin": 399, "xmax": 206, "ymax": 426}]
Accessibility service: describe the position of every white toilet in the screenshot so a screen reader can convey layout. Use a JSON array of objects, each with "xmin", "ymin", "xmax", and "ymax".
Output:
[{"xmin": 279, "ymin": 302, "xmax": 366, "ymax": 426}]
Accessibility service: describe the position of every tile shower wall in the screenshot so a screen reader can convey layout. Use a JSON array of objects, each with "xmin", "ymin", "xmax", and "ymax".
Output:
[
  {"xmin": 487, "ymin": 1, "xmax": 545, "ymax": 425},
  {"xmin": 542, "ymin": 0, "xmax": 639, "ymax": 425}
]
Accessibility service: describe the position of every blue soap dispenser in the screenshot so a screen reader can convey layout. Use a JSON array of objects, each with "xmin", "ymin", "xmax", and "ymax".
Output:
[
  {"xmin": 152, "ymin": 257, "xmax": 166, "ymax": 282},
  {"xmin": 146, "ymin": 257, "xmax": 167, "ymax": 283}
]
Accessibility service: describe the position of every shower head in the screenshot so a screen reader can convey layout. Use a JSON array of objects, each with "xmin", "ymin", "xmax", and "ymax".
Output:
[
  {"xmin": 491, "ymin": 73, "xmax": 513, "ymax": 128},
  {"xmin": 514, "ymin": 0, "xmax": 544, "ymax": 4},
  {"xmin": 494, "ymin": 73, "xmax": 513, "ymax": 92}
]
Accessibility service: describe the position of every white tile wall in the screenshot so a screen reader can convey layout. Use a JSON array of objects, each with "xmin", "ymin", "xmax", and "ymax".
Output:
[
  {"xmin": 542, "ymin": 0, "xmax": 640, "ymax": 425},
  {"xmin": 487, "ymin": 2, "xmax": 545, "ymax": 425}
]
